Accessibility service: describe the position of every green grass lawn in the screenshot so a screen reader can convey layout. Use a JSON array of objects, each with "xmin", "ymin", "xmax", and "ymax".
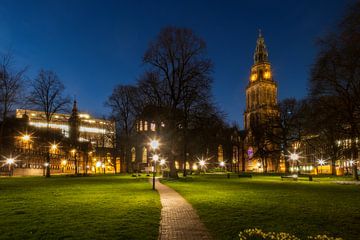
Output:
[
  {"xmin": 0, "ymin": 175, "xmax": 160, "ymax": 240},
  {"xmin": 162, "ymin": 174, "xmax": 360, "ymax": 240}
]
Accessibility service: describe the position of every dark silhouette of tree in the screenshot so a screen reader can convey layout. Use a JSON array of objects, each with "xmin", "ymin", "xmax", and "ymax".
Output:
[
  {"xmin": 310, "ymin": 2, "xmax": 360, "ymax": 180},
  {"xmin": 265, "ymin": 98, "xmax": 306, "ymax": 172},
  {"xmin": 28, "ymin": 69, "xmax": 70, "ymax": 177},
  {"xmin": 0, "ymin": 53, "xmax": 27, "ymax": 152},
  {"xmin": 142, "ymin": 27, "xmax": 213, "ymax": 178},
  {"xmin": 105, "ymin": 85, "xmax": 139, "ymax": 173}
]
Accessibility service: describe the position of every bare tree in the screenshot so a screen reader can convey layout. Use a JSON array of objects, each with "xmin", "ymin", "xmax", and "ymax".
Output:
[
  {"xmin": 28, "ymin": 69, "xmax": 70, "ymax": 177},
  {"xmin": 310, "ymin": 2, "xmax": 360, "ymax": 180},
  {"xmin": 105, "ymin": 84, "xmax": 139, "ymax": 173},
  {"xmin": 0, "ymin": 53, "xmax": 27, "ymax": 151},
  {"xmin": 143, "ymin": 27, "xmax": 213, "ymax": 178}
]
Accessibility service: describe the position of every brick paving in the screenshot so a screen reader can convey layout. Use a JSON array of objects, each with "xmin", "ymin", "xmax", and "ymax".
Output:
[{"xmin": 155, "ymin": 179, "xmax": 213, "ymax": 240}]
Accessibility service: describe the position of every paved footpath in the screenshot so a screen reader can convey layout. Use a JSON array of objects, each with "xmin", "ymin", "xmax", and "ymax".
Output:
[{"xmin": 155, "ymin": 179, "xmax": 213, "ymax": 240}]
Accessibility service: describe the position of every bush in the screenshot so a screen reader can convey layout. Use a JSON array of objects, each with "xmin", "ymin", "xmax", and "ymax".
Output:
[{"xmin": 239, "ymin": 228, "xmax": 342, "ymax": 240}]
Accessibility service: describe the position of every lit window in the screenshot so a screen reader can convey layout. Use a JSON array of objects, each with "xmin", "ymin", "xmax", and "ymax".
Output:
[
  {"xmin": 144, "ymin": 121, "xmax": 148, "ymax": 131},
  {"xmin": 218, "ymin": 145, "xmax": 224, "ymax": 162},
  {"xmin": 139, "ymin": 121, "xmax": 143, "ymax": 131},
  {"xmin": 131, "ymin": 147, "xmax": 136, "ymax": 162},
  {"xmin": 142, "ymin": 147, "xmax": 147, "ymax": 163},
  {"xmin": 263, "ymin": 71, "xmax": 271, "ymax": 79},
  {"xmin": 150, "ymin": 123, "xmax": 156, "ymax": 131},
  {"xmin": 251, "ymin": 73, "xmax": 257, "ymax": 81}
]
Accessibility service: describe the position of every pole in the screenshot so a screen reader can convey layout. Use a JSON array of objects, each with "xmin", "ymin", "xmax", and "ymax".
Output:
[{"xmin": 152, "ymin": 160, "xmax": 156, "ymax": 190}]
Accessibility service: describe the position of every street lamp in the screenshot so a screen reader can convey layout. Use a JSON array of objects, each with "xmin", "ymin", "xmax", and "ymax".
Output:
[
  {"xmin": 6, "ymin": 158, "xmax": 15, "ymax": 176},
  {"xmin": 219, "ymin": 161, "xmax": 226, "ymax": 172},
  {"xmin": 287, "ymin": 150, "xmax": 302, "ymax": 174},
  {"xmin": 149, "ymin": 139, "xmax": 160, "ymax": 190},
  {"xmin": 150, "ymin": 139, "xmax": 159, "ymax": 150},
  {"xmin": 198, "ymin": 158, "xmax": 208, "ymax": 173},
  {"xmin": 317, "ymin": 158, "xmax": 327, "ymax": 174},
  {"xmin": 61, "ymin": 159, "xmax": 67, "ymax": 173},
  {"xmin": 20, "ymin": 133, "xmax": 32, "ymax": 167}
]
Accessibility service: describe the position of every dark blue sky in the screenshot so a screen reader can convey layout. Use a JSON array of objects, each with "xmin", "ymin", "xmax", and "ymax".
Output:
[{"xmin": 0, "ymin": 0, "xmax": 351, "ymax": 126}]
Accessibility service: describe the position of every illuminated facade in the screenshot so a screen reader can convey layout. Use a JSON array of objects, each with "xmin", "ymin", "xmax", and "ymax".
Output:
[
  {"xmin": 3, "ymin": 103, "xmax": 118, "ymax": 176},
  {"xmin": 244, "ymin": 31, "xmax": 281, "ymax": 172},
  {"xmin": 16, "ymin": 107, "xmax": 115, "ymax": 148}
]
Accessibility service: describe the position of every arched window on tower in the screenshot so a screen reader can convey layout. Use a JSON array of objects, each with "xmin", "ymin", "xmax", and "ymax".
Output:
[
  {"xmin": 233, "ymin": 146, "xmax": 239, "ymax": 164},
  {"xmin": 142, "ymin": 147, "xmax": 148, "ymax": 163},
  {"xmin": 139, "ymin": 120, "xmax": 143, "ymax": 131},
  {"xmin": 218, "ymin": 145, "xmax": 224, "ymax": 162},
  {"xmin": 131, "ymin": 147, "xmax": 136, "ymax": 162}
]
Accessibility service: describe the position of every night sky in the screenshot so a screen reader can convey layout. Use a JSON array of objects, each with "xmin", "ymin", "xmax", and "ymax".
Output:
[{"xmin": 0, "ymin": 0, "xmax": 351, "ymax": 127}]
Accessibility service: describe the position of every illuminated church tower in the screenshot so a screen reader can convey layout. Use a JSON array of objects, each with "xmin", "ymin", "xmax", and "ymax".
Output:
[{"xmin": 244, "ymin": 30, "xmax": 278, "ymax": 130}]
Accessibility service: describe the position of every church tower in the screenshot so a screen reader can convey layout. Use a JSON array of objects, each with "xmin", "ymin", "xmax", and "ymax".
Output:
[
  {"xmin": 68, "ymin": 100, "xmax": 80, "ymax": 145},
  {"xmin": 244, "ymin": 30, "xmax": 278, "ymax": 130}
]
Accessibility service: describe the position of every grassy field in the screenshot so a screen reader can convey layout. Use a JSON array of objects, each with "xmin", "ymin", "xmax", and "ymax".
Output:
[
  {"xmin": 162, "ymin": 174, "xmax": 360, "ymax": 240},
  {"xmin": 0, "ymin": 175, "xmax": 160, "ymax": 240}
]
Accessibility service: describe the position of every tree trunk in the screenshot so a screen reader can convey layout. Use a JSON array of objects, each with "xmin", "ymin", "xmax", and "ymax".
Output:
[
  {"xmin": 74, "ymin": 153, "xmax": 78, "ymax": 175},
  {"xmin": 331, "ymin": 158, "xmax": 337, "ymax": 175},
  {"xmin": 46, "ymin": 152, "xmax": 51, "ymax": 177}
]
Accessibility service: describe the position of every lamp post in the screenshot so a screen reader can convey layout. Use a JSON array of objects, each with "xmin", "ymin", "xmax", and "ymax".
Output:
[
  {"xmin": 61, "ymin": 160, "xmax": 67, "ymax": 173},
  {"xmin": 288, "ymin": 151, "xmax": 301, "ymax": 174},
  {"xmin": 317, "ymin": 158, "xmax": 326, "ymax": 174},
  {"xmin": 6, "ymin": 158, "xmax": 15, "ymax": 176},
  {"xmin": 21, "ymin": 133, "xmax": 31, "ymax": 168},
  {"xmin": 199, "ymin": 158, "xmax": 207, "ymax": 174},
  {"xmin": 219, "ymin": 161, "xmax": 225, "ymax": 172},
  {"xmin": 150, "ymin": 139, "xmax": 159, "ymax": 190}
]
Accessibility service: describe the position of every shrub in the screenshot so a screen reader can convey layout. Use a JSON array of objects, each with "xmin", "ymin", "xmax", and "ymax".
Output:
[{"xmin": 239, "ymin": 228, "xmax": 342, "ymax": 240}]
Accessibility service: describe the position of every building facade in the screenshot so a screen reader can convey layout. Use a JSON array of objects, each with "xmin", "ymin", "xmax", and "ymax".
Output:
[{"xmin": 0, "ymin": 102, "xmax": 118, "ymax": 176}]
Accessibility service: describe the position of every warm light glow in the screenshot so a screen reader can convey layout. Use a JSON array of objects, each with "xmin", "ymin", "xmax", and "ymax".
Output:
[
  {"xmin": 71, "ymin": 149, "xmax": 76, "ymax": 154},
  {"xmin": 192, "ymin": 164, "xmax": 198, "ymax": 170},
  {"xmin": 79, "ymin": 113, "xmax": 90, "ymax": 119},
  {"xmin": 96, "ymin": 161, "xmax": 102, "ymax": 168},
  {"xmin": 61, "ymin": 160, "xmax": 67, "ymax": 165},
  {"xmin": 160, "ymin": 159, "xmax": 166, "ymax": 166},
  {"xmin": 219, "ymin": 161, "xmax": 225, "ymax": 167},
  {"xmin": 199, "ymin": 160, "xmax": 206, "ymax": 167},
  {"xmin": 263, "ymin": 71, "xmax": 271, "ymax": 79},
  {"xmin": 317, "ymin": 159, "xmax": 326, "ymax": 166},
  {"xmin": 44, "ymin": 162, "xmax": 49, "ymax": 167},
  {"xmin": 289, "ymin": 152, "xmax": 300, "ymax": 161},
  {"xmin": 150, "ymin": 139, "xmax": 160, "ymax": 150},
  {"xmin": 6, "ymin": 158, "xmax": 15, "ymax": 165},
  {"xmin": 152, "ymin": 154, "xmax": 159, "ymax": 162},
  {"xmin": 22, "ymin": 134, "xmax": 30, "ymax": 142},
  {"xmin": 250, "ymin": 73, "xmax": 257, "ymax": 81},
  {"xmin": 51, "ymin": 144, "xmax": 58, "ymax": 151}
]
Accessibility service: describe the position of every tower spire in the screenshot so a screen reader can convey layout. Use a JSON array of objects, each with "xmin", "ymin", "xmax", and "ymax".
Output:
[{"xmin": 253, "ymin": 29, "xmax": 268, "ymax": 64}]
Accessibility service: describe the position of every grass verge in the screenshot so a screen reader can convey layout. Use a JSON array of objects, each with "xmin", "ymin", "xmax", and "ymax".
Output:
[{"xmin": 0, "ymin": 175, "xmax": 160, "ymax": 240}]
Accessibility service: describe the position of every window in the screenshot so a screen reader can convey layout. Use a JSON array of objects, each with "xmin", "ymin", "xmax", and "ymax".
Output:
[
  {"xmin": 233, "ymin": 146, "xmax": 239, "ymax": 163},
  {"xmin": 131, "ymin": 147, "xmax": 136, "ymax": 162},
  {"xmin": 144, "ymin": 121, "xmax": 148, "ymax": 131},
  {"xmin": 139, "ymin": 121, "xmax": 143, "ymax": 131},
  {"xmin": 150, "ymin": 122, "xmax": 156, "ymax": 131},
  {"xmin": 218, "ymin": 145, "xmax": 224, "ymax": 162},
  {"xmin": 142, "ymin": 147, "xmax": 148, "ymax": 163}
]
